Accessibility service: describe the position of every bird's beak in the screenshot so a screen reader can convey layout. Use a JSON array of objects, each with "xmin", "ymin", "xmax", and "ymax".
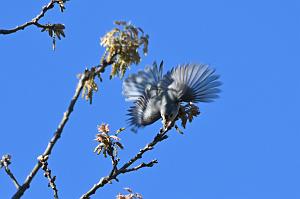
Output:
[
  {"xmin": 161, "ymin": 115, "xmax": 173, "ymax": 130},
  {"xmin": 165, "ymin": 120, "xmax": 172, "ymax": 128}
]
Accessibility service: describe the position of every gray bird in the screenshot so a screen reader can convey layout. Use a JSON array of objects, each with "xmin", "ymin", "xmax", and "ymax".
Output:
[{"xmin": 122, "ymin": 61, "xmax": 221, "ymax": 130}]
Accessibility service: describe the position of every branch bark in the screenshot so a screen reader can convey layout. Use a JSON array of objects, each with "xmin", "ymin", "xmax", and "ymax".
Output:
[{"xmin": 80, "ymin": 128, "xmax": 169, "ymax": 199}]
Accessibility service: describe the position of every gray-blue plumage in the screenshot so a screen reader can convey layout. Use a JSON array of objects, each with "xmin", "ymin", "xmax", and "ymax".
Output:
[{"xmin": 122, "ymin": 61, "xmax": 221, "ymax": 129}]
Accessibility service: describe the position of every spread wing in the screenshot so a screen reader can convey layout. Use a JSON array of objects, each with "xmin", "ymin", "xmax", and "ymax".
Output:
[
  {"xmin": 162, "ymin": 64, "xmax": 221, "ymax": 103},
  {"xmin": 122, "ymin": 61, "xmax": 164, "ymax": 101},
  {"xmin": 127, "ymin": 94, "xmax": 161, "ymax": 128}
]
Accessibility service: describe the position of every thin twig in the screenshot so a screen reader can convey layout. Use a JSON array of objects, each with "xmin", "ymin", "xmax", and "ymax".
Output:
[
  {"xmin": 108, "ymin": 154, "xmax": 119, "ymax": 180},
  {"xmin": 0, "ymin": 0, "xmax": 59, "ymax": 35},
  {"xmin": 0, "ymin": 154, "xmax": 20, "ymax": 189},
  {"xmin": 39, "ymin": 155, "xmax": 59, "ymax": 199},
  {"xmin": 80, "ymin": 128, "xmax": 169, "ymax": 199},
  {"xmin": 118, "ymin": 128, "xmax": 168, "ymax": 172},
  {"xmin": 11, "ymin": 61, "xmax": 113, "ymax": 199},
  {"xmin": 4, "ymin": 167, "xmax": 21, "ymax": 190},
  {"xmin": 121, "ymin": 159, "xmax": 158, "ymax": 174}
]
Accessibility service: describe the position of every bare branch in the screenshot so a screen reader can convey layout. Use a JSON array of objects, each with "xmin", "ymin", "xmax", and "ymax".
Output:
[
  {"xmin": 0, "ymin": 154, "xmax": 20, "ymax": 190},
  {"xmin": 121, "ymin": 159, "xmax": 158, "ymax": 174},
  {"xmin": 80, "ymin": 128, "xmax": 170, "ymax": 199},
  {"xmin": 118, "ymin": 128, "xmax": 168, "ymax": 172},
  {"xmin": 11, "ymin": 61, "xmax": 114, "ymax": 199},
  {"xmin": 38, "ymin": 155, "xmax": 59, "ymax": 199},
  {"xmin": 108, "ymin": 155, "xmax": 119, "ymax": 179},
  {"xmin": 0, "ymin": 0, "xmax": 63, "ymax": 35}
]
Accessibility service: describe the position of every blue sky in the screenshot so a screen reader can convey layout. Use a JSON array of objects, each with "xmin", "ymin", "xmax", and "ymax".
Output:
[{"xmin": 1, "ymin": 0, "xmax": 300, "ymax": 198}]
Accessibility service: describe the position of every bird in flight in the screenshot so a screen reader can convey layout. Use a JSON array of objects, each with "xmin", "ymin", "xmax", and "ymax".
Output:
[{"xmin": 122, "ymin": 61, "xmax": 221, "ymax": 131}]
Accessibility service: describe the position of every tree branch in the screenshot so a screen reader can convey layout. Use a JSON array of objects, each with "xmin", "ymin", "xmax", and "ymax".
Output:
[
  {"xmin": 11, "ymin": 61, "xmax": 113, "ymax": 199},
  {"xmin": 121, "ymin": 159, "xmax": 158, "ymax": 174},
  {"xmin": 38, "ymin": 155, "xmax": 59, "ymax": 199},
  {"xmin": 80, "ymin": 128, "xmax": 169, "ymax": 199},
  {"xmin": 4, "ymin": 167, "xmax": 21, "ymax": 190},
  {"xmin": 0, "ymin": 0, "xmax": 61, "ymax": 35},
  {"xmin": 0, "ymin": 154, "xmax": 20, "ymax": 190}
]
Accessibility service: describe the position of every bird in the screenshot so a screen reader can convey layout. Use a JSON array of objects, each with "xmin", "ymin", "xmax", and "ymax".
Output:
[{"xmin": 122, "ymin": 61, "xmax": 221, "ymax": 131}]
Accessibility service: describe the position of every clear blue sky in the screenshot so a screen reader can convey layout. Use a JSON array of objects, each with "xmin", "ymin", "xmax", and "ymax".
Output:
[{"xmin": 1, "ymin": 0, "xmax": 300, "ymax": 198}]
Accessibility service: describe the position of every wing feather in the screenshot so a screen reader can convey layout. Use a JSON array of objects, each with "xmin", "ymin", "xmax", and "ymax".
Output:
[
  {"xmin": 122, "ymin": 61, "xmax": 163, "ymax": 101},
  {"xmin": 162, "ymin": 64, "xmax": 221, "ymax": 103},
  {"xmin": 127, "ymin": 95, "xmax": 161, "ymax": 128}
]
